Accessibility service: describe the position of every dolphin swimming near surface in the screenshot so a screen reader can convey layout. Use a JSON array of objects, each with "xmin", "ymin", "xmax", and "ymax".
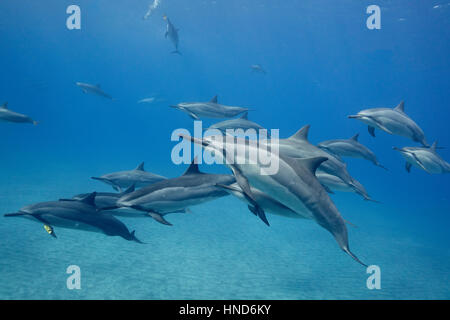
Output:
[
  {"xmin": 250, "ymin": 64, "xmax": 267, "ymax": 74},
  {"xmin": 0, "ymin": 102, "xmax": 38, "ymax": 125},
  {"xmin": 393, "ymin": 142, "xmax": 450, "ymax": 174},
  {"xmin": 75, "ymin": 82, "xmax": 113, "ymax": 100},
  {"xmin": 180, "ymin": 134, "xmax": 367, "ymax": 266},
  {"xmin": 318, "ymin": 133, "xmax": 387, "ymax": 170},
  {"xmin": 114, "ymin": 159, "xmax": 236, "ymax": 226},
  {"xmin": 348, "ymin": 101, "xmax": 428, "ymax": 146},
  {"xmin": 91, "ymin": 162, "xmax": 167, "ymax": 192},
  {"xmin": 4, "ymin": 193, "xmax": 143, "ymax": 243},
  {"xmin": 171, "ymin": 95, "xmax": 249, "ymax": 120},
  {"xmin": 207, "ymin": 112, "xmax": 265, "ymax": 134},
  {"xmin": 163, "ymin": 15, "xmax": 181, "ymax": 55}
]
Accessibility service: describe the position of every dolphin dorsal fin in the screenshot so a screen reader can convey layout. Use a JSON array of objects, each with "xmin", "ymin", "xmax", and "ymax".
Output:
[
  {"xmin": 135, "ymin": 162, "xmax": 145, "ymax": 171},
  {"xmin": 297, "ymin": 157, "xmax": 329, "ymax": 175},
  {"xmin": 430, "ymin": 141, "xmax": 438, "ymax": 151},
  {"xmin": 183, "ymin": 157, "xmax": 202, "ymax": 175},
  {"xmin": 240, "ymin": 112, "xmax": 248, "ymax": 120},
  {"xmin": 288, "ymin": 125, "xmax": 310, "ymax": 142},
  {"xmin": 78, "ymin": 192, "xmax": 97, "ymax": 207},
  {"xmin": 1, "ymin": 102, "xmax": 8, "ymax": 109},
  {"xmin": 394, "ymin": 101, "xmax": 405, "ymax": 113},
  {"xmin": 350, "ymin": 133, "xmax": 359, "ymax": 141},
  {"xmin": 210, "ymin": 95, "xmax": 218, "ymax": 104}
]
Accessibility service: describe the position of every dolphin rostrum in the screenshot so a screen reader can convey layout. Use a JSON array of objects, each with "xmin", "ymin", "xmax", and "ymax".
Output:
[
  {"xmin": 0, "ymin": 102, "xmax": 38, "ymax": 125},
  {"xmin": 163, "ymin": 15, "xmax": 181, "ymax": 55},
  {"xmin": 348, "ymin": 101, "xmax": 428, "ymax": 146},
  {"xmin": 180, "ymin": 134, "xmax": 367, "ymax": 266},
  {"xmin": 114, "ymin": 159, "xmax": 236, "ymax": 226},
  {"xmin": 318, "ymin": 133, "xmax": 387, "ymax": 170},
  {"xmin": 91, "ymin": 162, "xmax": 167, "ymax": 192},
  {"xmin": 170, "ymin": 95, "xmax": 249, "ymax": 120},
  {"xmin": 4, "ymin": 193, "xmax": 143, "ymax": 243},
  {"xmin": 75, "ymin": 82, "xmax": 113, "ymax": 100},
  {"xmin": 393, "ymin": 142, "xmax": 450, "ymax": 174}
]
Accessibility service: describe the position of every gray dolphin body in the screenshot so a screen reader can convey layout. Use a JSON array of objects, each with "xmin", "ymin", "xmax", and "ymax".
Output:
[
  {"xmin": 115, "ymin": 160, "xmax": 236, "ymax": 225},
  {"xmin": 91, "ymin": 162, "xmax": 167, "ymax": 192},
  {"xmin": 76, "ymin": 82, "xmax": 113, "ymax": 99},
  {"xmin": 394, "ymin": 142, "xmax": 450, "ymax": 174},
  {"xmin": 348, "ymin": 101, "xmax": 428, "ymax": 146},
  {"xmin": 207, "ymin": 112, "xmax": 265, "ymax": 133},
  {"xmin": 163, "ymin": 15, "xmax": 181, "ymax": 55},
  {"xmin": 171, "ymin": 95, "xmax": 249, "ymax": 120},
  {"xmin": 316, "ymin": 170, "xmax": 375, "ymax": 201},
  {"xmin": 0, "ymin": 102, "xmax": 38, "ymax": 125},
  {"xmin": 4, "ymin": 193, "xmax": 143, "ymax": 243},
  {"xmin": 180, "ymin": 134, "xmax": 367, "ymax": 266},
  {"xmin": 216, "ymin": 183, "xmax": 300, "ymax": 219},
  {"xmin": 250, "ymin": 64, "xmax": 267, "ymax": 74},
  {"xmin": 318, "ymin": 134, "xmax": 387, "ymax": 170}
]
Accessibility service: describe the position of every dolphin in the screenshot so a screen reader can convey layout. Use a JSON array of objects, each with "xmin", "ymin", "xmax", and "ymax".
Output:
[
  {"xmin": 114, "ymin": 159, "xmax": 236, "ymax": 226},
  {"xmin": 393, "ymin": 142, "xmax": 450, "ymax": 174},
  {"xmin": 316, "ymin": 170, "xmax": 378, "ymax": 202},
  {"xmin": 170, "ymin": 95, "xmax": 249, "ymax": 120},
  {"xmin": 143, "ymin": 0, "xmax": 160, "ymax": 20},
  {"xmin": 4, "ymin": 193, "xmax": 143, "ymax": 243},
  {"xmin": 318, "ymin": 133, "xmax": 387, "ymax": 170},
  {"xmin": 75, "ymin": 82, "xmax": 113, "ymax": 100},
  {"xmin": 163, "ymin": 15, "xmax": 181, "ymax": 55},
  {"xmin": 0, "ymin": 102, "xmax": 38, "ymax": 125},
  {"xmin": 348, "ymin": 101, "xmax": 428, "ymax": 146},
  {"xmin": 91, "ymin": 162, "xmax": 167, "ymax": 192},
  {"xmin": 180, "ymin": 134, "xmax": 367, "ymax": 266},
  {"xmin": 250, "ymin": 64, "xmax": 267, "ymax": 74},
  {"xmin": 207, "ymin": 112, "xmax": 265, "ymax": 134}
]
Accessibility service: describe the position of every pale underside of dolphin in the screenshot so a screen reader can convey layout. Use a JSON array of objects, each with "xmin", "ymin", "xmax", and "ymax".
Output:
[
  {"xmin": 171, "ymin": 95, "xmax": 249, "ymax": 120},
  {"xmin": 394, "ymin": 142, "xmax": 450, "ymax": 174},
  {"xmin": 4, "ymin": 193, "xmax": 143, "ymax": 243},
  {"xmin": 0, "ymin": 102, "xmax": 38, "ymax": 125},
  {"xmin": 179, "ymin": 133, "xmax": 367, "ymax": 266},
  {"xmin": 318, "ymin": 133, "xmax": 387, "ymax": 170},
  {"xmin": 91, "ymin": 162, "xmax": 167, "ymax": 192},
  {"xmin": 348, "ymin": 101, "xmax": 428, "ymax": 147}
]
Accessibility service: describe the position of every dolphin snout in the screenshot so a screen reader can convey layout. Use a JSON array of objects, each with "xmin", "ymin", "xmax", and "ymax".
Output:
[{"xmin": 348, "ymin": 114, "xmax": 360, "ymax": 119}]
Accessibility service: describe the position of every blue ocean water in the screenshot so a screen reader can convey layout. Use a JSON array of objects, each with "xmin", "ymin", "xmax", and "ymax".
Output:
[{"xmin": 0, "ymin": 0, "xmax": 449, "ymax": 299}]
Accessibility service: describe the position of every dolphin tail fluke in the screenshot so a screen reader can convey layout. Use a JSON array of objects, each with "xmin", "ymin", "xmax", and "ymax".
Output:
[
  {"xmin": 131, "ymin": 230, "xmax": 145, "ymax": 244},
  {"xmin": 148, "ymin": 212, "xmax": 173, "ymax": 226},
  {"xmin": 342, "ymin": 247, "xmax": 367, "ymax": 267},
  {"xmin": 171, "ymin": 50, "xmax": 182, "ymax": 55}
]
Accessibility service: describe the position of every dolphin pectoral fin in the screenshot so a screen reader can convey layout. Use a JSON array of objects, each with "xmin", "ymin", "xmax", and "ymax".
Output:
[
  {"xmin": 148, "ymin": 212, "xmax": 173, "ymax": 226},
  {"xmin": 405, "ymin": 162, "xmax": 412, "ymax": 173},
  {"xmin": 113, "ymin": 185, "xmax": 122, "ymax": 192},
  {"xmin": 164, "ymin": 31, "xmax": 168, "ymax": 38},
  {"xmin": 130, "ymin": 230, "xmax": 145, "ymax": 244},
  {"xmin": 343, "ymin": 219, "xmax": 358, "ymax": 228},
  {"xmin": 187, "ymin": 111, "xmax": 199, "ymax": 120},
  {"xmin": 342, "ymin": 247, "xmax": 367, "ymax": 267},
  {"xmin": 320, "ymin": 184, "xmax": 334, "ymax": 194},
  {"xmin": 368, "ymin": 126, "xmax": 376, "ymax": 137},
  {"xmin": 248, "ymin": 205, "xmax": 270, "ymax": 226}
]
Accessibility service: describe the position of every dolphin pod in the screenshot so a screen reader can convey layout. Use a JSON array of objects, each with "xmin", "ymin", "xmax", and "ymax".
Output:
[{"xmin": 179, "ymin": 134, "xmax": 368, "ymax": 266}]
